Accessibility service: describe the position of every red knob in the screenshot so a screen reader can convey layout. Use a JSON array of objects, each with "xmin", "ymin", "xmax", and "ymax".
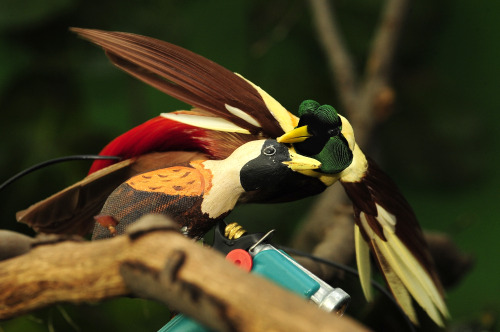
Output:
[{"xmin": 226, "ymin": 249, "xmax": 253, "ymax": 272}]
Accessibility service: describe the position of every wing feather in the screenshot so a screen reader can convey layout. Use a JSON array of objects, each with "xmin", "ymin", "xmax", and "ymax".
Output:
[
  {"xmin": 342, "ymin": 157, "xmax": 448, "ymax": 326},
  {"xmin": 377, "ymin": 231, "xmax": 447, "ymax": 326},
  {"xmin": 355, "ymin": 224, "xmax": 373, "ymax": 302},
  {"xmin": 17, "ymin": 151, "xmax": 209, "ymax": 235},
  {"xmin": 71, "ymin": 28, "xmax": 297, "ymax": 137},
  {"xmin": 383, "ymin": 229, "xmax": 449, "ymax": 319},
  {"xmin": 88, "ymin": 116, "xmax": 253, "ymax": 174},
  {"xmin": 370, "ymin": 238, "xmax": 418, "ymax": 324},
  {"xmin": 160, "ymin": 112, "xmax": 251, "ymax": 134}
]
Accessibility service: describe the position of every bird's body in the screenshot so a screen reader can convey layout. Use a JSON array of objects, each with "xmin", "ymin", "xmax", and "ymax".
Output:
[
  {"xmin": 92, "ymin": 139, "xmax": 321, "ymax": 239},
  {"xmin": 17, "ymin": 28, "xmax": 449, "ymax": 326}
]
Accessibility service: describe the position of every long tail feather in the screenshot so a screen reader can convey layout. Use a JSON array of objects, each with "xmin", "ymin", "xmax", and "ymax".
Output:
[
  {"xmin": 355, "ymin": 224, "xmax": 373, "ymax": 302},
  {"xmin": 383, "ymin": 229, "xmax": 450, "ymax": 319},
  {"xmin": 371, "ymin": 239, "xmax": 419, "ymax": 325},
  {"xmin": 374, "ymin": 235, "xmax": 445, "ymax": 326}
]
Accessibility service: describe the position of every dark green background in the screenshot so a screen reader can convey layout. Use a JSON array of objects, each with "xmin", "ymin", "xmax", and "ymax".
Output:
[{"xmin": 0, "ymin": 0, "xmax": 498, "ymax": 331}]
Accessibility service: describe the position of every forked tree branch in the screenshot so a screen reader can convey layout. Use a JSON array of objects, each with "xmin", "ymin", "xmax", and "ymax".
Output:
[
  {"xmin": 0, "ymin": 215, "xmax": 370, "ymax": 332},
  {"xmin": 365, "ymin": 0, "xmax": 410, "ymax": 83},
  {"xmin": 308, "ymin": 0, "xmax": 409, "ymax": 145},
  {"xmin": 308, "ymin": 0, "xmax": 358, "ymax": 116}
]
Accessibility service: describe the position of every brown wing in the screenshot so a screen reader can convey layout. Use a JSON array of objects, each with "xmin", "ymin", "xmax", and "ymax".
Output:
[
  {"xmin": 70, "ymin": 28, "xmax": 297, "ymax": 138},
  {"xmin": 342, "ymin": 158, "xmax": 440, "ymax": 284},
  {"xmin": 342, "ymin": 157, "xmax": 448, "ymax": 325},
  {"xmin": 17, "ymin": 151, "xmax": 208, "ymax": 235}
]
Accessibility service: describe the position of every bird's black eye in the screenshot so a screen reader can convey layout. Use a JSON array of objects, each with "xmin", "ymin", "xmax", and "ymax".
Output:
[
  {"xmin": 327, "ymin": 128, "xmax": 340, "ymax": 137},
  {"xmin": 263, "ymin": 145, "xmax": 277, "ymax": 156}
]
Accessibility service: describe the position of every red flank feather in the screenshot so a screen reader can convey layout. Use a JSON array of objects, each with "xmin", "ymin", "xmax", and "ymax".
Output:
[{"xmin": 88, "ymin": 116, "xmax": 209, "ymax": 174}]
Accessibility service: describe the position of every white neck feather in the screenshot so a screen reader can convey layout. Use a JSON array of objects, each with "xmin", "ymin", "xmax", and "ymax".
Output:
[
  {"xmin": 200, "ymin": 140, "xmax": 264, "ymax": 218},
  {"xmin": 339, "ymin": 144, "xmax": 368, "ymax": 183}
]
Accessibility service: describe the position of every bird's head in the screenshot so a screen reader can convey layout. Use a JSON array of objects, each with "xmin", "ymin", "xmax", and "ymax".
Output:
[
  {"xmin": 277, "ymin": 100, "xmax": 354, "ymax": 174},
  {"xmin": 225, "ymin": 139, "xmax": 321, "ymax": 192}
]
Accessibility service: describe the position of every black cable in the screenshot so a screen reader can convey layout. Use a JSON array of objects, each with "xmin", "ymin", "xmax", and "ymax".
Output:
[
  {"xmin": 0, "ymin": 155, "xmax": 121, "ymax": 192},
  {"xmin": 278, "ymin": 245, "xmax": 417, "ymax": 332}
]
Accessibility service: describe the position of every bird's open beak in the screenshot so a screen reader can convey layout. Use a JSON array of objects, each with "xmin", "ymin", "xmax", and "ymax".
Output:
[
  {"xmin": 283, "ymin": 150, "xmax": 321, "ymax": 171},
  {"xmin": 277, "ymin": 125, "xmax": 311, "ymax": 143}
]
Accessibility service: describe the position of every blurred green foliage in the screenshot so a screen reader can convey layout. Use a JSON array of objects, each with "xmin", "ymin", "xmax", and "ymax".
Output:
[{"xmin": 0, "ymin": 0, "xmax": 498, "ymax": 331}]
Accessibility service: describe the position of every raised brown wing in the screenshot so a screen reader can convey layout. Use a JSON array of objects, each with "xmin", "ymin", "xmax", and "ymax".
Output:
[{"xmin": 71, "ymin": 28, "xmax": 298, "ymax": 138}]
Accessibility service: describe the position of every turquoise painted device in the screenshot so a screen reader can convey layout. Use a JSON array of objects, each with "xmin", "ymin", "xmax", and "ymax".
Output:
[{"xmin": 158, "ymin": 223, "xmax": 350, "ymax": 332}]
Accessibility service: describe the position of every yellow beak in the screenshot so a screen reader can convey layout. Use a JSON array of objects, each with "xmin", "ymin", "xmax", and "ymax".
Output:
[
  {"xmin": 277, "ymin": 125, "xmax": 311, "ymax": 143},
  {"xmin": 283, "ymin": 149, "xmax": 321, "ymax": 171}
]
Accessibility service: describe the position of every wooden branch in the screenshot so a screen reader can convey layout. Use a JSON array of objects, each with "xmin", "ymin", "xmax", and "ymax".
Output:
[
  {"xmin": 0, "ymin": 215, "xmax": 370, "ymax": 332},
  {"xmin": 365, "ymin": 0, "xmax": 410, "ymax": 83},
  {"xmin": 0, "ymin": 234, "xmax": 129, "ymax": 318},
  {"xmin": 308, "ymin": 0, "xmax": 409, "ymax": 145},
  {"xmin": 308, "ymin": 0, "xmax": 358, "ymax": 115},
  {"xmin": 355, "ymin": 0, "xmax": 410, "ymax": 144}
]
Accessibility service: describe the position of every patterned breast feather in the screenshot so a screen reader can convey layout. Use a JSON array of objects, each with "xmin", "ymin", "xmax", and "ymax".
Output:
[{"xmin": 93, "ymin": 161, "xmax": 217, "ymax": 239}]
